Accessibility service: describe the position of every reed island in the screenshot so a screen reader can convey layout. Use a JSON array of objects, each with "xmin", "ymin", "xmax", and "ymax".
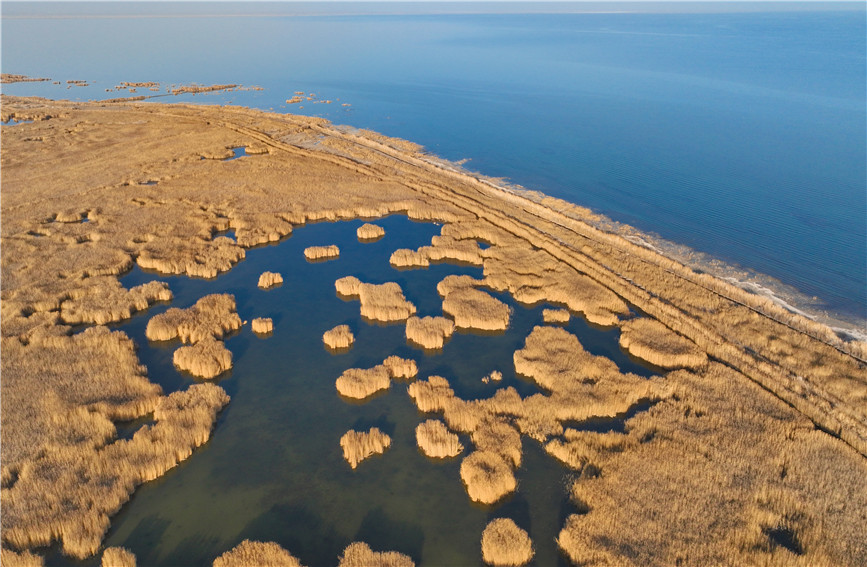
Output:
[{"xmin": 1, "ymin": 94, "xmax": 865, "ymax": 566}]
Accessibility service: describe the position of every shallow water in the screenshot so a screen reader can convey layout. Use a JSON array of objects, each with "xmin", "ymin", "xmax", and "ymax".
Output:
[
  {"xmin": 40, "ymin": 215, "xmax": 656, "ymax": 565},
  {"xmin": 2, "ymin": 3, "xmax": 864, "ymax": 326}
]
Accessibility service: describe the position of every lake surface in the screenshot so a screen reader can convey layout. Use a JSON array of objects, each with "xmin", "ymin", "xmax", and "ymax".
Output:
[{"xmin": 2, "ymin": 2, "xmax": 865, "ymax": 332}]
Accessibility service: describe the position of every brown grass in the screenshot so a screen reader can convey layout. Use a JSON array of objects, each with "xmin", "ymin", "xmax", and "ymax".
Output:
[
  {"xmin": 212, "ymin": 540, "xmax": 304, "ymax": 567},
  {"xmin": 542, "ymin": 308, "xmax": 570, "ymax": 325},
  {"xmin": 323, "ymin": 324, "xmax": 354, "ymax": 350},
  {"xmin": 481, "ymin": 518, "xmax": 534, "ymax": 566},
  {"xmin": 101, "ymin": 547, "xmax": 136, "ymax": 567},
  {"xmin": 357, "ymin": 223, "xmax": 385, "ymax": 241},
  {"xmin": 619, "ymin": 317, "xmax": 708, "ymax": 369},
  {"xmin": 460, "ymin": 451, "xmax": 517, "ymax": 505},
  {"xmin": 340, "ymin": 428, "xmax": 392, "ymax": 469},
  {"xmin": 335, "ymin": 276, "xmax": 416, "ymax": 322},
  {"xmin": 405, "ymin": 316, "xmax": 455, "ymax": 349},
  {"xmin": 304, "ymin": 245, "xmax": 340, "ymax": 261},
  {"xmin": 415, "ymin": 419, "xmax": 464, "ymax": 458},
  {"xmin": 252, "ymin": 317, "xmax": 274, "ymax": 335},
  {"xmin": 338, "ymin": 542, "xmax": 414, "ymax": 567},
  {"xmin": 258, "ymin": 271, "xmax": 283, "ymax": 289}
]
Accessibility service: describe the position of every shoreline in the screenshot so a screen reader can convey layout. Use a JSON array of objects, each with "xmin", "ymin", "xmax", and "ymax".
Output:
[{"xmin": 1, "ymin": 95, "xmax": 865, "ymax": 565}]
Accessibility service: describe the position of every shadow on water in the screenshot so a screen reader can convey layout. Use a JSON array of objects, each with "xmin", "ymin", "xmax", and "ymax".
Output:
[{"xmin": 44, "ymin": 214, "xmax": 668, "ymax": 566}]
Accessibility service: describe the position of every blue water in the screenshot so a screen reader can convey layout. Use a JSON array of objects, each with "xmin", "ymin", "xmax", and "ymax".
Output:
[{"xmin": 2, "ymin": 2, "xmax": 865, "ymax": 325}]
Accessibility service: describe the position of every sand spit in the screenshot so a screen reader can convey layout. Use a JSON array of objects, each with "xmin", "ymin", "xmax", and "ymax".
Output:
[
  {"xmin": 335, "ymin": 276, "xmax": 417, "ymax": 322},
  {"xmin": 213, "ymin": 540, "xmax": 304, "ymax": 567},
  {"xmin": 340, "ymin": 428, "xmax": 392, "ymax": 469},
  {"xmin": 169, "ymin": 83, "xmax": 238, "ymax": 95},
  {"xmin": 619, "ymin": 317, "xmax": 708, "ymax": 369},
  {"xmin": 460, "ymin": 450, "xmax": 517, "ymax": 505},
  {"xmin": 323, "ymin": 324, "xmax": 354, "ymax": 350},
  {"xmin": 405, "ymin": 315, "xmax": 455, "ymax": 349},
  {"xmin": 416, "ymin": 419, "xmax": 464, "ymax": 458},
  {"xmin": 442, "ymin": 285, "xmax": 512, "ymax": 332},
  {"xmin": 251, "ymin": 317, "xmax": 273, "ymax": 335},
  {"xmin": 258, "ymin": 271, "xmax": 283, "ymax": 289},
  {"xmin": 336, "ymin": 356, "xmax": 417, "ymax": 399},
  {"xmin": 338, "ymin": 542, "xmax": 414, "ymax": 567},
  {"xmin": 101, "ymin": 547, "xmax": 136, "ymax": 567},
  {"xmin": 304, "ymin": 245, "xmax": 340, "ymax": 261},
  {"xmin": 2, "ymin": 96, "xmax": 865, "ymax": 564},
  {"xmin": 481, "ymin": 518, "xmax": 534, "ymax": 567},
  {"xmin": 542, "ymin": 308, "xmax": 570, "ymax": 325},
  {"xmin": 1, "ymin": 74, "xmax": 50, "ymax": 84},
  {"xmin": 357, "ymin": 223, "xmax": 385, "ymax": 241}
]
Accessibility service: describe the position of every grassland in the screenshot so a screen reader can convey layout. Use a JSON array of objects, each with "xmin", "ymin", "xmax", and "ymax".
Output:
[{"xmin": 1, "ymin": 95, "xmax": 865, "ymax": 565}]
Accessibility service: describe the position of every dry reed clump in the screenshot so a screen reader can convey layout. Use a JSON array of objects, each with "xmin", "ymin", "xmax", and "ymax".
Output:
[
  {"xmin": 382, "ymin": 355, "xmax": 418, "ymax": 380},
  {"xmin": 145, "ymin": 294, "xmax": 241, "ymax": 343},
  {"xmin": 357, "ymin": 223, "xmax": 385, "ymax": 241},
  {"xmin": 228, "ymin": 212, "xmax": 293, "ymax": 248},
  {"xmin": 442, "ymin": 287, "xmax": 511, "ymax": 332},
  {"xmin": 405, "ymin": 316, "xmax": 455, "ymax": 349},
  {"xmin": 304, "ymin": 245, "xmax": 340, "ymax": 261},
  {"xmin": 338, "ymin": 542, "xmax": 414, "ymax": 567},
  {"xmin": 257, "ymin": 271, "xmax": 283, "ymax": 289},
  {"xmin": 323, "ymin": 324, "xmax": 354, "ymax": 350},
  {"xmin": 482, "ymin": 371, "xmax": 503, "ymax": 384},
  {"xmin": 251, "ymin": 317, "xmax": 273, "ymax": 335},
  {"xmin": 1, "ymin": 383, "xmax": 229, "ymax": 559},
  {"xmin": 472, "ymin": 419, "xmax": 522, "ymax": 467},
  {"xmin": 619, "ymin": 317, "xmax": 708, "ymax": 369},
  {"xmin": 101, "ymin": 547, "xmax": 136, "ymax": 567},
  {"xmin": 173, "ymin": 336, "xmax": 233, "ymax": 378},
  {"xmin": 416, "ymin": 419, "xmax": 464, "ymax": 458},
  {"xmin": 137, "ymin": 236, "xmax": 246, "ymax": 278},
  {"xmin": 212, "ymin": 540, "xmax": 304, "ymax": 567},
  {"xmin": 542, "ymin": 308, "xmax": 570, "ymax": 325},
  {"xmin": 460, "ymin": 450, "xmax": 517, "ymax": 505},
  {"xmin": 340, "ymin": 428, "xmax": 392, "ymax": 469},
  {"xmin": 0, "ymin": 548, "xmax": 44, "ymax": 567},
  {"xmin": 390, "ymin": 236, "xmax": 484, "ymax": 268},
  {"xmin": 335, "ymin": 276, "xmax": 417, "ymax": 322},
  {"xmin": 481, "ymin": 518, "xmax": 534, "ymax": 566},
  {"xmin": 336, "ymin": 356, "xmax": 417, "ymax": 399},
  {"xmin": 60, "ymin": 279, "xmax": 172, "ymax": 325}
]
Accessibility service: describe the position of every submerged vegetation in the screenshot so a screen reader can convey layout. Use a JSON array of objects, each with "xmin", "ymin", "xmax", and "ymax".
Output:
[{"xmin": 1, "ymin": 96, "xmax": 865, "ymax": 565}]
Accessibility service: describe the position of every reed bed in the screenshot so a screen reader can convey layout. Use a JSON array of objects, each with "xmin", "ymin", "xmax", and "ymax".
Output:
[
  {"xmin": 335, "ymin": 276, "xmax": 416, "ymax": 322},
  {"xmin": 460, "ymin": 451, "xmax": 517, "ymax": 505},
  {"xmin": 338, "ymin": 542, "xmax": 414, "ymax": 567},
  {"xmin": 212, "ymin": 540, "xmax": 304, "ymax": 567},
  {"xmin": 322, "ymin": 324, "xmax": 354, "ymax": 350},
  {"xmin": 415, "ymin": 419, "xmax": 464, "ymax": 458},
  {"xmin": 101, "ymin": 547, "xmax": 136, "ymax": 567},
  {"xmin": 304, "ymin": 245, "xmax": 340, "ymax": 261},
  {"xmin": 251, "ymin": 317, "xmax": 273, "ymax": 335},
  {"xmin": 542, "ymin": 308, "xmax": 570, "ymax": 325},
  {"xmin": 442, "ymin": 287, "xmax": 511, "ymax": 331},
  {"xmin": 336, "ymin": 356, "xmax": 417, "ymax": 399},
  {"xmin": 137, "ymin": 236, "xmax": 246, "ymax": 278},
  {"xmin": 173, "ymin": 335, "xmax": 233, "ymax": 378},
  {"xmin": 481, "ymin": 370, "xmax": 503, "ymax": 384},
  {"xmin": 257, "ymin": 271, "xmax": 283, "ymax": 289},
  {"xmin": 357, "ymin": 223, "xmax": 385, "ymax": 241},
  {"xmin": 390, "ymin": 235, "xmax": 484, "ymax": 268},
  {"xmin": 619, "ymin": 317, "xmax": 708, "ymax": 369},
  {"xmin": 340, "ymin": 428, "xmax": 392, "ymax": 469},
  {"xmin": 0, "ymin": 548, "xmax": 44, "ymax": 567},
  {"xmin": 472, "ymin": 419, "xmax": 522, "ymax": 467},
  {"xmin": 145, "ymin": 294, "xmax": 241, "ymax": 344},
  {"xmin": 60, "ymin": 279, "xmax": 172, "ymax": 325},
  {"xmin": 405, "ymin": 315, "xmax": 455, "ymax": 349},
  {"xmin": 481, "ymin": 518, "xmax": 534, "ymax": 566}
]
